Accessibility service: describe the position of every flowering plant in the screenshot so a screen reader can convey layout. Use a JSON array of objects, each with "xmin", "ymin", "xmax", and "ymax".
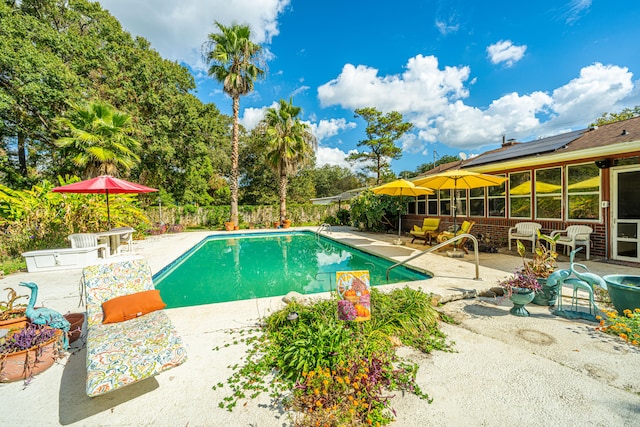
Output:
[
  {"xmin": 498, "ymin": 270, "xmax": 542, "ymax": 297},
  {"xmin": 0, "ymin": 323, "xmax": 59, "ymax": 354},
  {"xmin": 596, "ymin": 308, "xmax": 640, "ymax": 346}
]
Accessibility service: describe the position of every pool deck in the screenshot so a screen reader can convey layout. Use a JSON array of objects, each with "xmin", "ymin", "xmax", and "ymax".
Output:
[{"xmin": 2, "ymin": 227, "xmax": 639, "ymax": 426}]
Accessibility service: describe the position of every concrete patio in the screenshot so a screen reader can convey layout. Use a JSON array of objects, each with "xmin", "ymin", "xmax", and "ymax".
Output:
[{"xmin": 1, "ymin": 227, "xmax": 639, "ymax": 426}]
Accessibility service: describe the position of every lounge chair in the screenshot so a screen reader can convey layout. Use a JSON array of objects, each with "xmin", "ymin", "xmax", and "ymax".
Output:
[
  {"xmin": 508, "ymin": 222, "xmax": 542, "ymax": 252},
  {"xmin": 436, "ymin": 220, "xmax": 475, "ymax": 254},
  {"xmin": 82, "ymin": 257, "xmax": 187, "ymax": 397},
  {"xmin": 409, "ymin": 218, "xmax": 441, "ymax": 244}
]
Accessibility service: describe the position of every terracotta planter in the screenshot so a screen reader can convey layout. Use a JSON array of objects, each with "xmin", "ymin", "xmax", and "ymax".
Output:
[
  {"xmin": 0, "ymin": 310, "xmax": 28, "ymax": 332},
  {"xmin": 64, "ymin": 313, "xmax": 84, "ymax": 344},
  {"xmin": 282, "ymin": 220, "xmax": 291, "ymax": 229},
  {"xmin": 0, "ymin": 330, "xmax": 62, "ymax": 383},
  {"xmin": 224, "ymin": 222, "xmax": 234, "ymax": 231}
]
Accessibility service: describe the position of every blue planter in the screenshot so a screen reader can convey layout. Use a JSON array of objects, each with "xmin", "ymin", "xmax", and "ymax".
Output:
[
  {"xmin": 509, "ymin": 288, "xmax": 536, "ymax": 316},
  {"xmin": 532, "ymin": 278, "xmax": 557, "ymax": 306},
  {"xmin": 603, "ymin": 275, "xmax": 640, "ymax": 313}
]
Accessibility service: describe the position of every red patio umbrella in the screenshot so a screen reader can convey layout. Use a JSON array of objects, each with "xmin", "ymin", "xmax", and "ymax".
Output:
[{"xmin": 52, "ymin": 175, "xmax": 158, "ymax": 228}]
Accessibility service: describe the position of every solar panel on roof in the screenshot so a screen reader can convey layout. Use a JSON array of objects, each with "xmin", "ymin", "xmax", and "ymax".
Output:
[{"xmin": 464, "ymin": 129, "xmax": 586, "ymax": 167}]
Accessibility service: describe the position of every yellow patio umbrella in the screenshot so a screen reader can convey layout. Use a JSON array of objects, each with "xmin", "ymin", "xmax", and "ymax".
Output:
[
  {"xmin": 372, "ymin": 179, "xmax": 433, "ymax": 239},
  {"xmin": 567, "ymin": 176, "xmax": 600, "ymax": 191},
  {"xmin": 413, "ymin": 169, "xmax": 506, "ymax": 236},
  {"xmin": 508, "ymin": 181, "xmax": 562, "ymax": 195}
]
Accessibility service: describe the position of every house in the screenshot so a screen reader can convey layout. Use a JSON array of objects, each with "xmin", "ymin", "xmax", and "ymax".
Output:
[{"xmin": 405, "ymin": 116, "xmax": 640, "ymax": 263}]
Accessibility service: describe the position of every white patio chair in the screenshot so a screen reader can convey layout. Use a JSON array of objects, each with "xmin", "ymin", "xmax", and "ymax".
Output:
[
  {"xmin": 550, "ymin": 225, "xmax": 593, "ymax": 260},
  {"xmin": 68, "ymin": 233, "xmax": 108, "ymax": 258},
  {"xmin": 508, "ymin": 222, "xmax": 542, "ymax": 252}
]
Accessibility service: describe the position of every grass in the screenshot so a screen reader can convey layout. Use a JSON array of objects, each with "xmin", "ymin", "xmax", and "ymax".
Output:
[{"xmin": 0, "ymin": 257, "xmax": 26, "ymax": 275}]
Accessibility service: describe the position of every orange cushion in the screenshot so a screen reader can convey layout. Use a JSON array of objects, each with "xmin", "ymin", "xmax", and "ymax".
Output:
[{"xmin": 102, "ymin": 290, "xmax": 166, "ymax": 324}]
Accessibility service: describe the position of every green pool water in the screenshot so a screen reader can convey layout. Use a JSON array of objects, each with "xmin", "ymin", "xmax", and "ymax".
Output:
[{"xmin": 154, "ymin": 231, "xmax": 429, "ymax": 308}]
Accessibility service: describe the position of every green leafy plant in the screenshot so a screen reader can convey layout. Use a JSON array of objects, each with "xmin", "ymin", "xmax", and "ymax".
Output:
[
  {"xmin": 214, "ymin": 288, "xmax": 452, "ymax": 425},
  {"xmin": 349, "ymin": 190, "xmax": 398, "ymax": 231},
  {"xmin": 518, "ymin": 231, "xmax": 559, "ymax": 278},
  {"xmin": 596, "ymin": 308, "xmax": 640, "ymax": 346}
]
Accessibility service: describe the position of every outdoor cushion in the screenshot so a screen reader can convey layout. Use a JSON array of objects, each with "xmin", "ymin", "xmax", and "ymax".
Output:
[
  {"xmin": 102, "ymin": 290, "xmax": 166, "ymax": 324},
  {"xmin": 83, "ymin": 257, "xmax": 187, "ymax": 397}
]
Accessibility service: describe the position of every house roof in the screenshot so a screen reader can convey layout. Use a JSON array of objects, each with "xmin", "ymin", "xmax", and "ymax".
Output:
[
  {"xmin": 562, "ymin": 116, "xmax": 640, "ymax": 153},
  {"xmin": 461, "ymin": 116, "xmax": 640, "ymax": 172},
  {"xmin": 414, "ymin": 159, "xmax": 464, "ymax": 178},
  {"xmin": 463, "ymin": 129, "xmax": 586, "ymax": 167}
]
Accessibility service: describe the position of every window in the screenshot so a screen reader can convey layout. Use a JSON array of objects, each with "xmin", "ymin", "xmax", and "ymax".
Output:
[
  {"xmin": 417, "ymin": 195, "xmax": 426, "ymax": 215},
  {"xmin": 427, "ymin": 192, "xmax": 438, "ymax": 215},
  {"xmin": 567, "ymin": 163, "xmax": 600, "ymax": 220},
  {"xmin": 488, "ymin": 174, "xmax": 506, "ymax": 217},
  {"xmin": 469, "ymin": 187, "xmax": 485, "ymax": 216},
  {"xmin": 509, "ymin": 171, "xmax": 531, "ymax": 218},
  {"xmin": 439, "ymin": 189, "xmax": 451, "ymax": 216},
  {"xmin": 407, "ymin": 199, "xmax": 416, "ymax": 214},
  {"xmin": 535, "ymin": 167, "xmax": 562, "ymax": 219}
]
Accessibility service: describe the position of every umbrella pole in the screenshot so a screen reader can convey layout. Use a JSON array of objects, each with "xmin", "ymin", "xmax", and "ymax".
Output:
[
  {"xmin": 452, "ymin": 183, "xmax": 458, "ymax": 251},
  {"xmin": 398, "ymin": 193, "xmax": 402, "ymax": 238},
  {"xmin": 106, "ymin": 189, "xmax": 111, "ymax": 229}
]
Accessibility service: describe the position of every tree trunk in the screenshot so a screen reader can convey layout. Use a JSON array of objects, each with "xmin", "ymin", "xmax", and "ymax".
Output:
[
  {"xmin": 17, "ymin": 131, "xmax": 27, "ymax": 177},
  {"xmin": 230, "ymin": 96, "xmax": 240, "ymax": 226},
  {"xmin": 279, "ymin": 173, "xmax": 288, "ymax": 223}
]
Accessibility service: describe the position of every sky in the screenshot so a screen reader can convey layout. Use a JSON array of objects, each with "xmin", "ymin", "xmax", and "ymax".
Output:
[{"xmin": 97, "ymin": 0, "xmax": 640, "ymax": 175}]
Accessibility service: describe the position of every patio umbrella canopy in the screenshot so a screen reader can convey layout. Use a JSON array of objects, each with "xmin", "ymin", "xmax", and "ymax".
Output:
[
  {"xmin": 372, "ymin": 179, "xmax": 433, "ymax": 239},
  {"xmin": 52, "ymin": 175, "xmax": 158, "ymax": 228},
  {"xmin": 413, "ymin": 170, "xmax": 506, "ymax": 247}
]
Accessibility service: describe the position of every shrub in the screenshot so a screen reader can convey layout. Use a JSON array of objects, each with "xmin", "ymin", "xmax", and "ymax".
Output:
[
  {"xmin": 336, "ymin": 208, "xmax": 350, "ymax": 226},
  {"xmin": 214, "ymin": 288, "xmax": 452, "ymax": 425}
]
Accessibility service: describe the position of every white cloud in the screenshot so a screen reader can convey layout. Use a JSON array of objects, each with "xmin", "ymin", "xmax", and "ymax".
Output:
[
  {"xmin": 98, "ymin": 0, "xmax": 290, "ymax": 71},
  {"xmin": 486, "ymin": 40, "xmax": 527, "ymax": 67},
  {"xmin": 308, "ymin": 118, "xmax": 356, "ymax": 142},
  {"xmin": 240, "ymin": 103, "xmax": 276, "ymax": 130},
  {"xmin": 317, "ymin": 55, "xmax": 637, "ymax": 152},
  {"xmin": 549, "ymin": 63, "xmax": 634, "ymax": 124},
  {"xmin": 435, "ymin": 19, "xmax": 459, "ymax": 35},
  {"xmin": 315, "ymin": 146, "xmax": 351, "ymax": 169},
  {"xmin": 565, "ymin": 0, "xmax": 592, "ymax": 24},
  {"xmin": 318, "ymin": 55, "xmax": 470, "ymax": 115}
]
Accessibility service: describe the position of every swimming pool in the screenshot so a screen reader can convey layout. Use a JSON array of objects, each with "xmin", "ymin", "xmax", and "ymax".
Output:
[{"xmin": 154, "ymin": 231, "xmax": 430, "ymax": 308}]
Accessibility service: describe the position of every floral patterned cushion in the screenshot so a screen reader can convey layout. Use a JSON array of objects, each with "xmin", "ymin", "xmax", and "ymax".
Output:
[{"xmin": 82, "ymin": 257, "xmax": 188, "ymax": 397}]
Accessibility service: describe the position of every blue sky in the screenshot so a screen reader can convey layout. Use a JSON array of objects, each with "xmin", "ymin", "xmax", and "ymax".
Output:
[{"xmin": 98, "ymin": 0, "xmax": 640, "ymax": 174}]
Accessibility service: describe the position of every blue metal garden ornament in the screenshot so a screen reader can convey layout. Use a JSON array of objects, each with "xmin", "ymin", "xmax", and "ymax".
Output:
[
  {"xmin": 19, "ymin": 282, "xmax": 70, "ymax": 349},
  {"xmin": 553, "ymin": 248, "xmax": 604, "ymax": 322}
]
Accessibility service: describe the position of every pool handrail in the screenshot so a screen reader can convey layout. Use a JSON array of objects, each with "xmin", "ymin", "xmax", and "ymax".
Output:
[
  {"xmin": 316, "ymin": 223, "xmax": 332, "ymax": 235},
  {"xmin": 386, "ymin": 233, "xmax": 481, "ymax": 281}
]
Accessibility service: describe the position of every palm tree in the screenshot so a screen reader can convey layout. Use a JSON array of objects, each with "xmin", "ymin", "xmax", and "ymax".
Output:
[
  {"xmin": 261, "ymin": 98, "xmax": 317, "ymax": 223},
  {"xmin": 204, "ymin": 21, "xmax": 264, "ymax": 226},
  {"xmin": 55, "ymin": 102, "xmax": 140, "ymax": 178}
]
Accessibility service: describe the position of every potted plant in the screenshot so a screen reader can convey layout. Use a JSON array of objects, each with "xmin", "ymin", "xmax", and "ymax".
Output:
[
  {"xmin": 0, "ymin": 323, "xmax": 63, "ymax": 383},
  {"xmin": 519, "ymin": 231, "xmax": 560, "ymax": 306},
  {"xmin": 0, "ymin": 288, "xmax": 28, "ymax": 331},
  {"xmin": 498, "ymin": 270, "xmax": 542, "ymax": 317}
]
